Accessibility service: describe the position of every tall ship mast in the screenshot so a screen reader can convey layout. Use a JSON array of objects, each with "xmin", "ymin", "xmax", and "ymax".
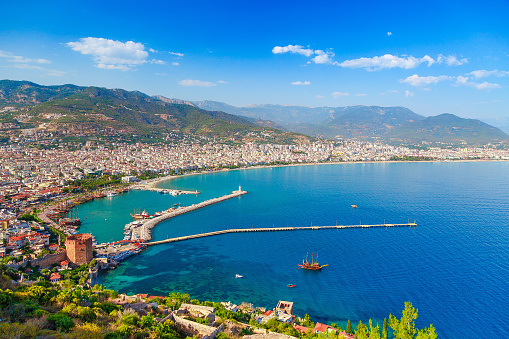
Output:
[{"xmin": 298, "ymin": 252, "xmax": 328, "ymax": 270}]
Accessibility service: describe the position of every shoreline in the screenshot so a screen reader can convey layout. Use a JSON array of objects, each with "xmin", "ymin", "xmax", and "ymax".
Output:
[{"xmin": 146, "ymin": 158, "xmax": 509, "ymax": 189}]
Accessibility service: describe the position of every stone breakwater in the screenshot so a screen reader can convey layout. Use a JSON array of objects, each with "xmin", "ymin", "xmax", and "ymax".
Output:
[{"xmin": 130, "ymin": 190, "xmax": 248, "ymax": 241}]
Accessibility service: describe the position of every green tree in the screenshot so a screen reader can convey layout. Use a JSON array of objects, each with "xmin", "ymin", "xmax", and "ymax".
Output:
[
  {"xmin": 389, "ymin": 302, "xmax": 419, "ymax": 339},
  {"xmin": 383, "ymin": 318, "xmax": 388, "ymax": 339},
  {"xmin": 355, "ymin": 320, "xmax": 368, "ymax": 339},
  {"xmin": 346, "ymin": 319, "xmax": 353, "ymax": 334},
  {"xmin": 416, "ymin": 325, "xmax": 438, "ymax": 339}
]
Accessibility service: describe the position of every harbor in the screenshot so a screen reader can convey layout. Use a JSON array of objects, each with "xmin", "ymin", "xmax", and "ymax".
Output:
[{"xmin": 117, "ymin": 187, "xmax": 248, "ymax": 242}]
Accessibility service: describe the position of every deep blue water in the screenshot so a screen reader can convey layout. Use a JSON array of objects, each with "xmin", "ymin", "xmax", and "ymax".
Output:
[{"xmin": 78, "ymin": 162, "xmax": 509, "ymax": 338}]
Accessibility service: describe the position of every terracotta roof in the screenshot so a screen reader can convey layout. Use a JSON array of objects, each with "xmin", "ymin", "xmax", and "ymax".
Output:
[
  {"xmin": 49, "ymin": 273, "xmax": 61, "ymax": 280},
  {"xmin": 292, "ymin": 324, "xmax": 309, "ymax": 333},
  {"xmin": 314, "ymin": 323, "xmax": 336, "ymax": 333}
]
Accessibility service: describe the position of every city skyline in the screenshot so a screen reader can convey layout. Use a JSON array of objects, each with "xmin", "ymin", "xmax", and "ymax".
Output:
[{"xmin": 1, "ymin": 0, "xmax": 508, "ymax": 129}]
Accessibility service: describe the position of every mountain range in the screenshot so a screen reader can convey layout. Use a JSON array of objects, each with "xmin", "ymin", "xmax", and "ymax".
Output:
[
  {"xmin": 0, "ymin": 80, "xmax": 310, "ymax": 144},
  {"xmin": 194, "ymin": 100, "xmax": 509, "ymax": 144},
  {"xmin": 0, "ymin": 80, "xmax": 507, "ymax": 145}
]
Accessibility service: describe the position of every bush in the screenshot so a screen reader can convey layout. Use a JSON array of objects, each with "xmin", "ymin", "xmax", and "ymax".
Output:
[
  {"xmin": 0, "ymin": 288, "xmax": 14, "ymax": 309},
  {"xmin": 47, "ymin": 313, "xmax": 75, "ymax": 332},
  {"xmin": 100, "ymin": 301, "xmax": 120, "ymax": 314},
  {"xmin": 116, "ymin": 324, "xmax": 132, "ymax": 338},
  {"xmin": 27, "ymin": 285, "xmax": 52, "ymax": 304},
  {"xmin": 121, "ymin": 313, "xmax": 139, "ymax": 327},
  {"xmin": 76, "ymin": 306, "xmax": 97, "ymax": 322},
  {"xmin": 72, "ymin": 322, "xmax": 103, "ymax": 339},
  {"xmin": 32, "ymin": 309, "xmax": 50, "ymax": 318}
]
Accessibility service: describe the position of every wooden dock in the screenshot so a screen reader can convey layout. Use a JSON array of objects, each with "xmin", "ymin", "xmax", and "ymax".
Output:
[{"xmin": 146, "ymin": 222, "xmax": 417, "ymax": 246}]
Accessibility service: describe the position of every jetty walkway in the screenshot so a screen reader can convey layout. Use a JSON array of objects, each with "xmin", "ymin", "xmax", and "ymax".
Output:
[
  {"xmin": 146, "ymin": 222, "xmax": 417, "ymax": 246},
  {"xmin": 131, "ymin": 185, "xmax": 199, "ymax": 195},
  {"xmin": 132, "ymin": 190, "xmax": 248, "ymax": 241}
]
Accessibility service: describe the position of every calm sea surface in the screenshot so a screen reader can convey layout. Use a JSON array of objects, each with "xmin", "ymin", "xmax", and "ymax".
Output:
[{"xmin": 77, "ymin": 162, "xmax": 509, "ymax": 338}]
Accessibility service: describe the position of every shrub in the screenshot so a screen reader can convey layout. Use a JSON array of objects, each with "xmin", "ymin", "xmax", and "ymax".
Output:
[
  {"xmin": 27, "ymin": 285, "xmax": 52, "ymax": 304},
  {"xmin": 121, "ymin": 313, "xmax": 139, "ymax": 327},
  {"xmin": 47, "ymin": 313, "xmax": 75, "ymax": 332},
  {"xmin": 32, "ymin": 309, "xmax": 50, "ymax": 318},
  {"xmin": 0, "ymin": 288, "xmax": 14, "ymax": 309},
  {"xmin": 76, "ymin": 306, "xmax": 97, "ymax": 322},
  {"xmin": 116, "ymin": 324, "xmax": 132, "ymax": 338},
  {"xmin": 72, "ymin": 322, "xmax": 103, "ymax": 339},
  {"xmin": 100, "ymin": 301, "xmax": 120, "ymax": 314}
]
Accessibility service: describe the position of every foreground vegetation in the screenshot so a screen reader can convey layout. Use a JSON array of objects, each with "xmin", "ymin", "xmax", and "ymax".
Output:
[{"xmin": 0, "ymin": 264, "xmax": 437, "ymax": 339}]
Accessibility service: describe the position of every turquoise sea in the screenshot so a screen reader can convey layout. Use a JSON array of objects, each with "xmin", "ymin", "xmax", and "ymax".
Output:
[{"xmin": 77, "ymin": 162, "xmax": 509, "ymax": 338}]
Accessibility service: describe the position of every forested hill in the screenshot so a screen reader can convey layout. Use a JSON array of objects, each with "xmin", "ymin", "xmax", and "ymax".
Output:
[{"xmin": 0, "ymin": 81, "xmax": 312, "ymax": 144}]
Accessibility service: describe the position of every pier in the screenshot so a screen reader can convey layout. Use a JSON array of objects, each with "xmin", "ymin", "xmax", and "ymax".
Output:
[
  {"xmin": 130, "ymin": 185, "xmax": 200, "ymax": 195},
  {"xmin": 129, "ymin": 189, "xmax": 248, "ymax": 241},
  {"xmin": 146, "ymin": 222, "xmax": 417, "ymax": 246}
]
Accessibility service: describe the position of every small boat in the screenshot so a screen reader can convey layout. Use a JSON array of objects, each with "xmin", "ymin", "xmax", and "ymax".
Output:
[
  {"xmin": 235, "ymin": 274, "xmax": 243, "ymax": 278},
  {"xmin": 351, "ymin": 205, "xmax": 358, "ymax": 208},
  {"xmin": 106, "ymin": 192, "xmax": 117, "ymax": 197},
  {"xmin": 287, "ymin": 284, "xmax": 296, "ymax": 288}
]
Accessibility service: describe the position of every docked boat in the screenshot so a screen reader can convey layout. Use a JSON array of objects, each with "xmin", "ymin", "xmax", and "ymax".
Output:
[
  {"xmin": 235, "ymin": 274, "xmax": 244, "ymax": 278},
  {"xmin": 298, "ymin": 252, "xmax": 328, "ymax": 270},
  {"xmin": 59, "ymin": 207, "xmax": 83, "ymax": 227},
  {"xmin": 131, "ymin": 208, "xmax": 152, "ymax": 219},
  {"xmin": 106, "ymin": 192, "xmax": 118, "ymax": 197}
]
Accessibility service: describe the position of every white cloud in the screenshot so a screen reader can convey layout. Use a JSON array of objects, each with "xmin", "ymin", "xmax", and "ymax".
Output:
[
  {"xmin": 11, "ymin": 63, "xmax": 66, "ymax": 76},
  {"xmin": 272, "ymin": 45, "xmax": 314, "ymax": 57},
  {"xmin": 291, "ymin": 81, "xmax": 311, "ymax": 85},
  {"xmin": 179, "ymin": 79, "xmax": 216, "ymax": 87},
  {"xmin": 332, "ymin": 92, "xmax": 349, "ymax": 97},
  {"xmin": 387, "ymin": 32, "xmax": 393, "ymax": 36},
  {"xmin": 150, "ymin": 59, "xmax": 166, "ymax": 65},
  {"xmin": 455, "ymin": 76, "xmax": 500, "ymax": 90},
  {"xmin": 436, "ymin": 54, "xmax": 468, "ymax": 66},
  {"xmin": 312, "ymin": 50, "xmax": 335, "ymax": 64},
  {"xmin": 468, "ymin": 69, "xmax": 509, "ymax": 79},
  {"xmin": 171, "ymin": 62, "xmax": 180, "ymax": 66},
  {"xmin": 405, "ymin": 90, "xmax": 414, "ymax": 97},
  {"xmin": 273, "ymin": 46, "xmax": 469, "ymax": 71},
  {"xmin": 149, "ymin": 48, "xmax": 157, "ymax": 53},
  {"xmin": 0, "ymin": 50, "xmax": 51, "ymax": 64},
  {"xmin": 217, "ymin": 80, "xmax": 228, "ymax": 84},
  {"xmin": 338, "ymin": 54, "xmax": 436, "ymax": 70},
  {"xmin": 66, "ymin": 37, "xmax": 157, "ymax": 71},
  {"xmin": 402, "ymin": 74, "xmax": 500, "ymax": 90},
  {"xmin": 169, "ymin": 51, "xmax": 184, "ymax": 57},
  {"xmin": 401, "ymin": 74, "xmax": 453, "ymax": 86},
  {"xmin": 355, "ymin": 93, "xmax": 367, "ymax": 96}
]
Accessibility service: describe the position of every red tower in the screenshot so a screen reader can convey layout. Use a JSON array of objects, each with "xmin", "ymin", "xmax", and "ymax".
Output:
[{"xmin": 65, "ymin": 234, "xmax": 93, "ymax": 265}]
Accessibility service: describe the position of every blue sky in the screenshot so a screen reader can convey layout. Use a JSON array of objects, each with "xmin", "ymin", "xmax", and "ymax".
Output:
[{"xmin": 1, "ymin": 0, "xmax": 508, "ymax": 129}]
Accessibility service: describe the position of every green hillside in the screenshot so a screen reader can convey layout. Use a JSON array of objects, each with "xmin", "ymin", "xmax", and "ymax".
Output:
[
  {"xmin": 387, "ymin": 113, "xmax": 509, "ymax": 143},
  {"xmin": 0, "ymin": 81, "xmax": 311, "ymax": 144}
]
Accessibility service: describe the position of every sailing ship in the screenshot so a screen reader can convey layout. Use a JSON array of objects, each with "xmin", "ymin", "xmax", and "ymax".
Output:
[
  {"xmin": 59, "ymin": 207, "xmax": 84, "ymax": 227},
  {"xmin": 298, "ymin": 252, "xmax": 328, "ymax": 270},
  {"xmin": 130, "ymin": 208, "xmax": 152, "ymax": 219}
]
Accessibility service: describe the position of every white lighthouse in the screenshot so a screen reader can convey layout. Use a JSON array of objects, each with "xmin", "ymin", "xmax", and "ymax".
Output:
[{"xmin": 239, "ymin": 185, "xmax": 242, "ymax": 192}]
